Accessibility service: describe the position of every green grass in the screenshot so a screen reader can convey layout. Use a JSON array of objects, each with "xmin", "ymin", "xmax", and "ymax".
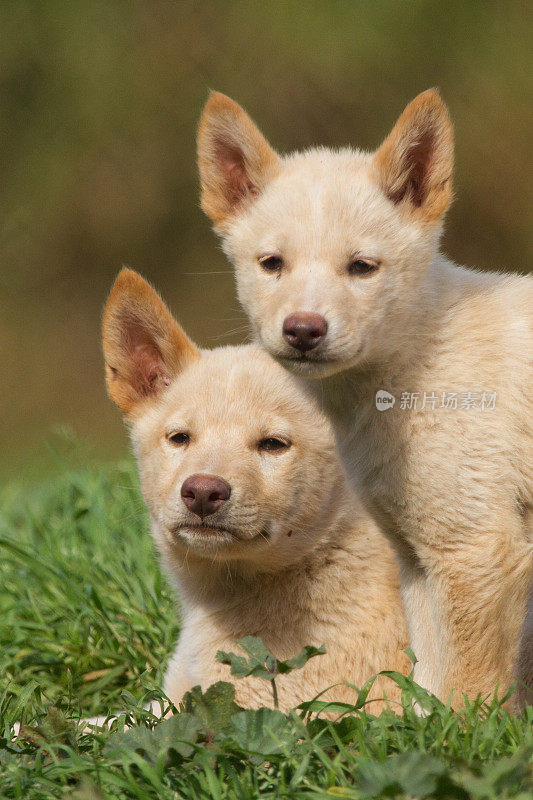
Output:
[{"xmin": 1, "ymin": 462, "xmax": 532, "ymax": 799}]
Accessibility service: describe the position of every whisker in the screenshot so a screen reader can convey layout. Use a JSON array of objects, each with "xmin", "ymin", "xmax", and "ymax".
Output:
[
  {"xmin": 182, "ymin": 270, "xmax": 234, "ymax": 276},
  {"xmin": 209, "ymin": 327, "xmax": 251, "ymax": 342}
]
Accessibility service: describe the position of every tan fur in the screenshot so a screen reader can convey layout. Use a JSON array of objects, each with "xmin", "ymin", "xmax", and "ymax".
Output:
[
  {"xmin": 198, "ymin": 91, "xmax": 533, "ymax": 707},
  {"xmin": 102, "ymin": 270, "xmax": 409, "ymax": 712}
]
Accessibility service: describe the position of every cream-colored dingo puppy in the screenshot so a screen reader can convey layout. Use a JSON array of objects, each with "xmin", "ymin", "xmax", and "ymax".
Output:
[
  {"xmin": 102, "ymin": 269, "xmax": 409, "ymax": 712},
  {"xmin": 197, "ymin": 90, "xmax": 533, "ymax": 706}
]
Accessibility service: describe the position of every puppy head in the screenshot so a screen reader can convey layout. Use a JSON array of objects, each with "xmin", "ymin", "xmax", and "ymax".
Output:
[
  {"xmin": 103, "ymin": 270, "xmax": 347, "ymax": 568},
  {"xmin": 198, "ymin": 90, "xmax": 453, "ymax": 376}
]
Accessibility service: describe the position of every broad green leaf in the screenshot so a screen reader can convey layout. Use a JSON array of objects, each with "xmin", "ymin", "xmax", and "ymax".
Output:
[
  {"xmin": 217, "ymin": 637, "xmax": 327, "ymax": 684},
  {"xmin": 358, "ymin": 752, "xmax": 448, "ymax": 797},
  {"xmin": 226, "ymin": 708, "xmax": 296, "ymax": 758},
  {"xmin": 278, "ymin": 644, "xmax": 327, "ymax": 673},
  {"xmin": 151, "ymin": 712, "xmax": 200, "ymax": 759},
  {"xmin": 217, "ymin": 641, "xmax": 275, "ymax": 682},
  {"xmin": 104, "ymin": 712, "xmax": 199, "ymax": 763},
  {"xmin": 182, "ymin": 682, "xmax": 240, "ymax": 736},
  {"xmin": 216, "ymin": 650, "xmax": 253, "ymax": 678},
  {"xmin": 237, "ymin": 636, "xmax": 269, "ymax": 665},
  {"xmin": 104, "ymin": 724, "xmax": 158, "ymax": 761}
]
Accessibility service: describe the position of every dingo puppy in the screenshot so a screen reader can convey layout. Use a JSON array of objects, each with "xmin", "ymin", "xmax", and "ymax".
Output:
[
  {"xmin": 102, "ymin": 269, "xmax": 409, "ymax": 712},
  {"xmin": 197, "ymin": 91, "xmax": 533, "ymax": 705}
]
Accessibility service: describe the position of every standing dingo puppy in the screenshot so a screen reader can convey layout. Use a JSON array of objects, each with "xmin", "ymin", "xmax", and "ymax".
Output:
[
  {"xmin": 197, "ymin": 91, "xmax": 533, "ymax": 705},
  {"xmin": 102, "ymin": 269, "xmax": 408, "ymax": 711}
]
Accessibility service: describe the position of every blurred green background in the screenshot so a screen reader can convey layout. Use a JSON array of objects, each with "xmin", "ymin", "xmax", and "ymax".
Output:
[{"xmin": 1, "ymin": 0, "xmax": 531, "ymax": 484}]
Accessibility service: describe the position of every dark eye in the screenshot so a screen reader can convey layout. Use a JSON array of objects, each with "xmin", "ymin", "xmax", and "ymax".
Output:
[
  {"xmin": 348, "ymin": 259, "xmax": 379, "ymax": 276},
  {"xmin": 258, "ymin": 436, "xmax": 291, "ymax": 453},
  {"xmin": 167, "ymin": 431, "xmax": 190, "ymax": 446},
  {"xmin": 258, "ymin": 254, "xmax": 283, "ymax": 273}
]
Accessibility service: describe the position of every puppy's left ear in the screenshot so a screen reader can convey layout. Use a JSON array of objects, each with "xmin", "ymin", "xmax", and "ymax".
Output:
[
  {"xmin": 102, "ymin": 269, "xmax": 199, "ymax": 416},
  {"xmin": 373, "ymin": 89, "xmax": 454, "ymax": 223}
]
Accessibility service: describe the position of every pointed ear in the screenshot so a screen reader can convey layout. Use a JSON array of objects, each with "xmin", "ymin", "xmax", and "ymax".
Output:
[
  {"xmin": 373, "ymin": 90, "xmax": 454, "ymax": 222},
  {"xmin": 102, "ymin": 269, "xmax": 199, "ymax": 415},
  {"xmin": 197, "ymin": 92, "xmax": 281, "ymax": 227}
]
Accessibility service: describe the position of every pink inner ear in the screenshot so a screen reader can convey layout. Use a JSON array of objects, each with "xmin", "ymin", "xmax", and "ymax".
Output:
[
  {"xmin": 404, "ymin": 132, "xmax": 434, "ymax": 207},
  {"xmin": 131, "ymin": 342, "xmax": 170, "ymax": 396},
  {"xmin": 226, "ymin": 160, "xmax": 258, "ymax": 199},
  {"xmin": 217, "ymin": 139, "xmax": 258, "ymax": 206},
  {"xmin": 389, "ymin": 126, "xmax": 438, "ymax": 208}
]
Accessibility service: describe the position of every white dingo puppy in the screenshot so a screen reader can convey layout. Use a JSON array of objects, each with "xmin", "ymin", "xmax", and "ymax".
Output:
[
  {"xmin": 197, "ymin": 90, "xmax": 533, "ymax": 706},
  {"xmin": 102, "ymin": 269, "xmax": 409, "ymax": 712}
]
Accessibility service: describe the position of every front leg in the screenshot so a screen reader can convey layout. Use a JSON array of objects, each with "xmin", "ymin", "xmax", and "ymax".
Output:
[
  {"xmin": 163, "ymin": 646, "xmax": 196, "ymax": 708},
  {"xmin": 412, "ymin": 516, "xmax": 533, "ymax": 705},
  {"xmin": 398, "ymin": 559, "xmax": 440, "ymax": 696}
]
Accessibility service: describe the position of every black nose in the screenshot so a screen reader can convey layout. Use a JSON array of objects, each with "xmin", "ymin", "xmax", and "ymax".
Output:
[
  {"xmin": 282, "ymin": 312, "xmax": 328, "ymax": 352},
  {"xmin": 180, "ymin": 474, "xmax": 231, "ymax": 519}
]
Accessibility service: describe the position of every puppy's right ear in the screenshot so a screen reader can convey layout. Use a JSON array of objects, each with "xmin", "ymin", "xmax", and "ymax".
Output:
[
  {"xmin": 102, "ymin": 269, "xmax": 199, "ymax": 416},
  {"xmin": 197, "ymin": 92, "xmax": 281, "ymax": 227}
]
